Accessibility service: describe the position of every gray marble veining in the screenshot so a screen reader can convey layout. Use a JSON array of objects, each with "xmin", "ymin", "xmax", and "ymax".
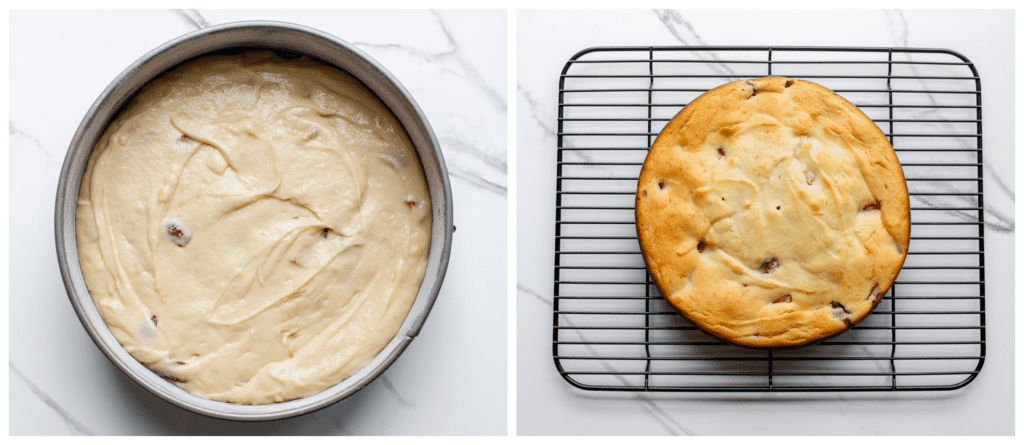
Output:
[
  {"xmin": 636, "ymin": 395, "xmax": 695, "ymax": 435},
  {"xmin": 378, "ymin": 374, "xmax": 416, "ymax": 407},
  {"xmin": 915, "ymin": 194, "xmax": 1013, "ymax": 233},
  {"xmin": 440, "ymin": 134, "xmax": 507, "ymax": 172},
  {"xmin": 351, "ymin": 11, "xmax": 508, "ymax": 196},
  {"xmin": 438, "ymin": 134, "xmax": 508, "ymax": 195},
  {"xmin": 519, "ymin": 284, "xmax": 693, "ymax": 435},
  {"xmin": 517, "ymin": 84, "xmax": 556, "ymax": 138},
  {"xmin": 354, "ymin": 11, "xmax": 507, "ymax": 114},
  {"xmin": 518, "ymin": 84, "xmax": 610, "ymax": 174},
  {"xmin": 173, "ymin": 9, "xmax": 209, "ymax": 30},
  {"xmin": 885, "ymin": 10, "xmax": 910, "ymax": 47},
  {"xmin": 516, "ymin": 284, "xmax": 550, "ymax": 307},
  {"xmin": 448, "ymin": 168, "xmax": 508, "ymax": 196},
  {"xmin": 10, "ymin": 363, "xmax": 94, "ymax": 435},
  {"xmin": 985, "ymin": 164, "xmax": 1015, "ymax": 200},
  {"xmin": 653, "ymin": 9, "xmax": 738, "ymax": 79},
  {"xmin": 883, "ymin": 8, "xmax": 1014, "ymax": 233},
  {"xmin": 10, "ymin": 120, "xmax": 52, "ymax": 159}
]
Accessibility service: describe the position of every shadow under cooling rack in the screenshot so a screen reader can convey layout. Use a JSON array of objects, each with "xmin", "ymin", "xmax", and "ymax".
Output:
[{"xmin": 552, "ymin": 46, "xmax": 985, "ymax": 392}]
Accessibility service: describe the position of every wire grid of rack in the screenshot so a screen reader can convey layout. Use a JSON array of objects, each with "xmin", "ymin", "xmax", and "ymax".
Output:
[{"xmin": 552, "ymin": 46, "xmax": 985, "ymax": 392}]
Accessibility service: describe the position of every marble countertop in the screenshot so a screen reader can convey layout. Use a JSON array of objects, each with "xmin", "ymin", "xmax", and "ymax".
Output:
[
  {"xmin": 9, "ymin": 9, "xmax": 507, "ymax": 435},
  {"xmin": 516, "ymin": 9, "xmax": 1014, "ymax": 435}
]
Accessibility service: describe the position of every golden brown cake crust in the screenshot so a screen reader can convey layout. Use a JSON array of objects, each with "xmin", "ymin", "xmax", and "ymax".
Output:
[{"xmin": 635, "ymin": 77, "xmax": 910, "ymax": 348}]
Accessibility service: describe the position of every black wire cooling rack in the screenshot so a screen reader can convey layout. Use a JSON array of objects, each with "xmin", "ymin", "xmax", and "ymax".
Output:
[{"xmin": 552, "ymin": 46, "xmax": 985, "ymax": 392}]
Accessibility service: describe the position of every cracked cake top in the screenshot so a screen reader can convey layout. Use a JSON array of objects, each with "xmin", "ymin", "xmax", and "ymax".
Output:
[{"xmin": 635, "ymin": 77, "xmax": 910, "ymax": 347}]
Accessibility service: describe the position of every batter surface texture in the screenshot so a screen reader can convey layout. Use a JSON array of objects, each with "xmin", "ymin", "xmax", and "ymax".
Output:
[
  {"xmin": 635, "ymin": 77, "xmax": 909, "ymax": 347},
  {"xmin": 76, "ymin": 52, "xmax": 432, "ymax": 404}
]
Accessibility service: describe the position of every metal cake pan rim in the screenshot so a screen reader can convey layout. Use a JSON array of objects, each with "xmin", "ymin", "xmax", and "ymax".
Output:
[{"xmin": 55, "ymin": 20, "xmax": 453, "ymax": 421}]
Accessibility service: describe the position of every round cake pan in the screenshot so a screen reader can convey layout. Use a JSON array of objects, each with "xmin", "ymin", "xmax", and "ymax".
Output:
[{"xmin": 55, "ymin": 21, "xmax": 453, "ymax": 421}]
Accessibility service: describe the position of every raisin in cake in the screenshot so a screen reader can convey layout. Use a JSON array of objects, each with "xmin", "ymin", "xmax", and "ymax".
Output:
[{"xmin": 635, "ymin": 77, "xmax": 910, "ymax": 348}]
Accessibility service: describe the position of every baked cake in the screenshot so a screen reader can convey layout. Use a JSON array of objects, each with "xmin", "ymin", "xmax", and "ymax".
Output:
[{"xmin": 635, "ymin": 77, "xmax": 910, "ymax": 348}]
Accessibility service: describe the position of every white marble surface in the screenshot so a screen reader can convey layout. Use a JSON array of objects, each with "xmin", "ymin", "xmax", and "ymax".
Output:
[
  {"xmin": 516, "ymin": 9, "xmax": 1014, "ymax": 435},
  {"xmin": 9, "ymin": 9, "xmax": 507, "ymax": 435}
]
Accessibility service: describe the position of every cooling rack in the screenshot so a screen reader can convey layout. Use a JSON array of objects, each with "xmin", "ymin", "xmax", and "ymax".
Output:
[{"xmin": 552, "ymin": 46, "xmax": 985, "ymax": 392}]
